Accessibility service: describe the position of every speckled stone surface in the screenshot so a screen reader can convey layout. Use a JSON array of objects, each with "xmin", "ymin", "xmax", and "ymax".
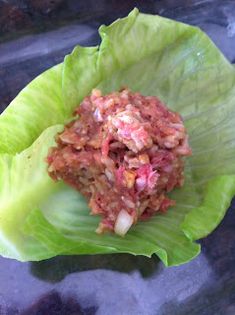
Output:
[{"xmin": 0, "ymin": 1, "xmax": 235, "ymax": 314}]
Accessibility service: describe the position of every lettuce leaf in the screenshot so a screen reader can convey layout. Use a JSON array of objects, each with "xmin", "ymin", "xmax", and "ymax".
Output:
[
  {"xmin": 0, "ymin": 64, "xmax": 72, "ymax": 154},
  {"xmin": 0, "ymin": 125, "xmax": 63, "ymax": 260},
  {"xmin": 0, "ymin": 9, "xmax": 235, "ymax": 265}
]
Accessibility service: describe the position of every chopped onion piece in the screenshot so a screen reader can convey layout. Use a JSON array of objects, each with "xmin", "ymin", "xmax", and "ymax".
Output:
[
  {"xmin": 114, "ymin": 210, "xmax": 134, "ymax": 236},
  {"xmin": 93, "ymin": 108, "xmax": 103, "ymax": 122}
]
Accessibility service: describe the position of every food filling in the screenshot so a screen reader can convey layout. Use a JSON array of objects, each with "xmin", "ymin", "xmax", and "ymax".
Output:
[{"xmin": 47, "ymin": 88, "xmax": 191, "ymax": 235}]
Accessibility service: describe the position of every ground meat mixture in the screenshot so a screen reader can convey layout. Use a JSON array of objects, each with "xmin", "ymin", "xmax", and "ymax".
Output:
[{"xmin": 47, "ymin": 88, "xmax": 191, "ymax": 236}]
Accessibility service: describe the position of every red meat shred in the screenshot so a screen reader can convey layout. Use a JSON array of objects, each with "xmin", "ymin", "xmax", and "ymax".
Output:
[{"xmin": 47, "ymin": 88, "xmax": 191, "ymax": 235}]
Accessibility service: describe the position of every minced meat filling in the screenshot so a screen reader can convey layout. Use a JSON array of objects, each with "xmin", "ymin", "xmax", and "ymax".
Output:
[{"xmin": 47, "ymin": 88, "xmax": 191, "ymax": 235}]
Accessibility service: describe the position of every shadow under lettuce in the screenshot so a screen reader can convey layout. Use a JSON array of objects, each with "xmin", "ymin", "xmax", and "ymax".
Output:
[{"xmin": 30, "ymin": 253, "xmax": 161, "ymax": 283}]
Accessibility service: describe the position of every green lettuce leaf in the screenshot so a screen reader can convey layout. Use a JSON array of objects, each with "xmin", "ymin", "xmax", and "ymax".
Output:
[
  {"xmin": 0, "ymin": 64, "xmax": 72, "ymax": 154},
  {"xmin": 0, "ymin": 8, "xmax": 235, "ymax": 265},
  {"xmin": 25, "ymin": 183, "xmax": 201, "ymax": 265},
  {"xmin": 0, "ymin": 125, "xmax": 63, "ymax": 260}
]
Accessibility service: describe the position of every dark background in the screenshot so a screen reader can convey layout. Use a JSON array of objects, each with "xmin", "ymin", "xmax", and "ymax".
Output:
[{"xmin": 1, "ymin": 1, "xmax": 235, "ymax": 314}]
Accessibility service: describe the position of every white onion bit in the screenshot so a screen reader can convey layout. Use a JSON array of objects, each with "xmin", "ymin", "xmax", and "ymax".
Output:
[
  {"xmin": 114, "ymin": 210, "xmax": 134, "ymax": 236},
  {"xmin": 93, "ymin": 108, "xmax": 103, "ymax": 122}
]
